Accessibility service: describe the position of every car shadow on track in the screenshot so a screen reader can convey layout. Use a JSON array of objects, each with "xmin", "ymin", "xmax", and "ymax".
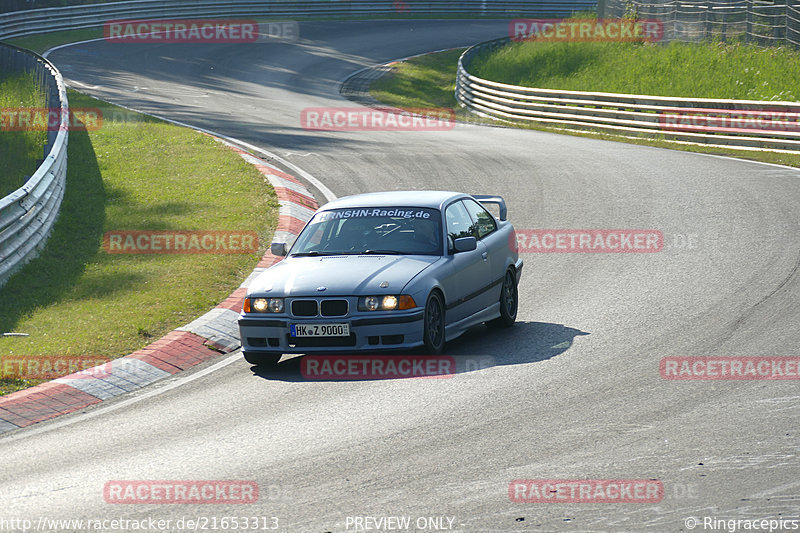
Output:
[{"xmin": 248, "ymin": 321, "xmax": 589, "ymax": 382}]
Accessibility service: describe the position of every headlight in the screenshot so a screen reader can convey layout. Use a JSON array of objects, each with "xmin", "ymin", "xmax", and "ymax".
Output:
[
  {"xmin": 244, "ymin": 297, "xmax": 284, "ymax": 313},
  {"xmin": 363, "ymin": 296, "xmax": 380, "ymax": 311},
  {"xmin": 358, "ymin": 295, "xmax": 416, "ymax": 311}
]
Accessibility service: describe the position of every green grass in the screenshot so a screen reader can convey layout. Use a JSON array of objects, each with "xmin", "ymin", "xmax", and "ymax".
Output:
[
  {"xmin": 370, "ymin": 45, "xmax": 800, "ymax": 168},
  {"xmin": 469, "ymin": 40, "xmax": 800, "ymax": 101},
  {"xmin": 0, "ymin": 91, "xmax": 278, "ymax": 396},
  {"xmin": 371, "ymin": 49, "xmax": 463, "ymax": 111},
  {"xmin": 7, "ymin": 28, "xmax": 105, "ymax": 55},
  {"xmin": 0, "ymin": 72, "xmax": 47, "ymax": 197}
]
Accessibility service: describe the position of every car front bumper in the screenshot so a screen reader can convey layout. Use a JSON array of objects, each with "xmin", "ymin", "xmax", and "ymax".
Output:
[{"xmin": 238, "ymin": 309, "xmax": 426, "ymax": 354}]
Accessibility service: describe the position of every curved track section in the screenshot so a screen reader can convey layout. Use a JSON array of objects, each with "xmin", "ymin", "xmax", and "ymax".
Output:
[{"xmin": 2, "ymin": 19, "xmax": 799, "ymax": 532}]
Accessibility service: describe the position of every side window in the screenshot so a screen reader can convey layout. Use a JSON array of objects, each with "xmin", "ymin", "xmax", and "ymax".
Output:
[
  {"xmin": 463, "ymin": 199, "xmax": 497, "ymax": 239},
  {"xmin": 445, "ymin": 201, "xmax": 477, "ymax": 251}
]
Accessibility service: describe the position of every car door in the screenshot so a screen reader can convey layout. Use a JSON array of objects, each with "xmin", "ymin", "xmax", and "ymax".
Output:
[
  {"xmin": 462, "ymin": 198, "xmax": 505, "ymax": 306},
  {"xmin": 440, "ymin": 200, "xmax": 492, "ymax": 323}
]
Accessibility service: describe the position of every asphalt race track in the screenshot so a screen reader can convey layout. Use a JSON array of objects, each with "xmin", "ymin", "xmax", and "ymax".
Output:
[{"xmin": 2, "ymin": 19, "xmax": 800, "ymax": 532}]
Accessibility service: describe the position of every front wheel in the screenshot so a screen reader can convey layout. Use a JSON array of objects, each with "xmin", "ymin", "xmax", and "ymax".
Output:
[
  {"xmin": 422, "ymin": 291, "xmax": 446, "ymax": 354},
  {"xmin": 243, "ymin": 351, "xmax": 281, "ymax": 368},
  {"xmin": 489, "ymin": 269, "xmax": 518, "ymax": 328}
]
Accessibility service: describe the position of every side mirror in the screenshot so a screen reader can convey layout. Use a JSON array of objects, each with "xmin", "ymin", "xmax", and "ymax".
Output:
[
  {"xmin": 271, "ymin": 242, "xmax": 287, "ymax": 256},
  {"xmin": 453, "ymin": 236, "xmax": 477, "ymax": 252}
]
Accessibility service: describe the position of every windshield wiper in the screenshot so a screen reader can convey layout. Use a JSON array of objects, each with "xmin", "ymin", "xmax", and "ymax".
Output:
[
  {"xmin": 361, "ymin": 249, "xmax": 403, "ymax": 255},
  {"xmin": 291, "ymin": 251, "xmax": 344, "ymax": 257}
]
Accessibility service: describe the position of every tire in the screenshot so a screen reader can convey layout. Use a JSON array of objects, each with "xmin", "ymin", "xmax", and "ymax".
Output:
[
  {"xmin": 243, "ymin": 351, "xmax": 281, "ymax": 367},
  {"xmin": 490, "ymin": 269, "xmax": 518, "ymax": 328},
  {"xmin": 423, "ymin": 291, "xmax": 446, "ymax": 354}
]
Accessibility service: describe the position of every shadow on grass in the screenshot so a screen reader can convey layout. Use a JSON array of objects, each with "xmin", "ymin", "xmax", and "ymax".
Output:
[
  {"xmin": 102, "ymin": 188, "xmax": 197, "ymax": 228},
  {"xmin": 0, "ymin": 120, "xmax": 127, "ymax": 333}
]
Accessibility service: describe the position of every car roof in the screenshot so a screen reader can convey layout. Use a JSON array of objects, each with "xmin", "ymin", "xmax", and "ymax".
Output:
[{"xmin": 319, "ymin": 191, "xmax": 468, "ymax": 211}]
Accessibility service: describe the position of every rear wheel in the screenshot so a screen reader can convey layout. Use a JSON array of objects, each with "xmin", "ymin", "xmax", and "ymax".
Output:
[
  {"xmin": 423, "ymin": 291, "xmax": 446, "ymax": 354},
  {"xmin": 490, "ymin": 269, "xmax": 518, "ymax": 328},
  {"xmin": 243, "ymin": 352, "xmax": 281, "ymax": 367}
]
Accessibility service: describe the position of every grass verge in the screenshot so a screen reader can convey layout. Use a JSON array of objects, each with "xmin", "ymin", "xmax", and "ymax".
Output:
[
  {"xmin": 0, "ymin": 71, "xmax": 47, "ymax": 198},
  {"xmin": 0, "ymin": 91, "xmax": 278, "ymax": 396},
  {"xmin": 469, "ymin": 39, "xmax": 800, "ymax": 101},
  {"xmin": 6, "ymin": 28, "xmax": 105, "ymax": 55},
  {"xmin": 369, "ymin": 45, "xmax": 800, "ymax": 168},
  {"xmin": 371, "ymin": 49, "xmax": 462, "ymax": 111}
]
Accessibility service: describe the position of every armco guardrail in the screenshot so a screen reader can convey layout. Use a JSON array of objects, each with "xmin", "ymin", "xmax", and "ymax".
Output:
[
  {"xmin": 0, "ymin": 43, "xmax": 69, "ymax": 287},
  {"xmin": 455, "ymin": 37, "xmax": 800, "ymax": 152},
  {"xmin": 0, "ymin": 0, "xmax": 596, "ymax": 40}
]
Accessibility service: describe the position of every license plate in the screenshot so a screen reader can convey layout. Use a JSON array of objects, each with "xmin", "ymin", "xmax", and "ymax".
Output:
[{"xmin": 290, "ymin": 323, "xmax": 350, "ymax": 337}]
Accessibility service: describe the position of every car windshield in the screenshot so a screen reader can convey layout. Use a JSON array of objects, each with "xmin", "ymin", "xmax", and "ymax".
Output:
[{"xmin": 290, "ymin": 207, "xmax": 443, "ymax": 256}]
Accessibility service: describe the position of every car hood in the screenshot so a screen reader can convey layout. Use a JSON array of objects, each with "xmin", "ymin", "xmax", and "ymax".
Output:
[{"xmin": 248, "ymin": 255, "xmax": 441, "ymax": 296}]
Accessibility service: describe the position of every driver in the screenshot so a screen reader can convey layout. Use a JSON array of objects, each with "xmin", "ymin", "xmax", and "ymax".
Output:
[
  {"xmin": 342, "ymin": 217, "xmax": 378, "ymax": 250},
  {"xmin": 410, "ymin": 217, "xmax": 439, "ymax": 252}
]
